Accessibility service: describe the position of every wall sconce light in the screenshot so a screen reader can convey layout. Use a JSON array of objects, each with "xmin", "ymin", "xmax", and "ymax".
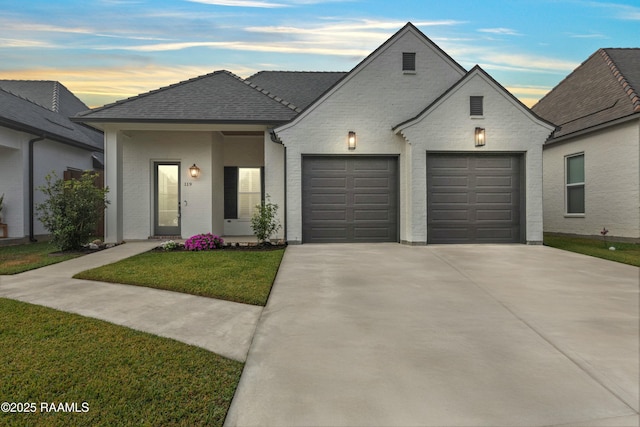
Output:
[
  {"xmin": 189, "ymin": 163, "xmax": 201, "ymax": 178},
  {"xmin": 474, "ymin": 127, "xmax": 486, "ymax": 147},
  {"xmin": 348, "ymin": 131, "xmax": 357, "ymax": 150}
]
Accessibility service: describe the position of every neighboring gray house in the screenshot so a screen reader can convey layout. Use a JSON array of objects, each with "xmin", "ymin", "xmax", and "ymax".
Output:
[
  {"xmin": 0, "ymin": 80, "xmax": 104, "ymax": 242},
  {"xmin": 532, "ymin": 48, "xmax": 640, "ymax": 242},
  {"xmin": 76, "ymin": 22, "xmax": 554, "ymax": 245}
]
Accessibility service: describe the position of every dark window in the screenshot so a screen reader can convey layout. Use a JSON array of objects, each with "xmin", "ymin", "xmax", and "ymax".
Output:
[
  {"xmin": 566, "ymin": 154, "xmax": 585, "ymax": 214},
  {"xmin": 470, "ymin": 96, "xmax": 484, "ymax": 116},
  {"xmin": 402, "ymin": 52, "xmax": 416, "ymax": 71},
  {"xmin": 224, "ymin": 166, "xmax": 265, "ymax": 219}
]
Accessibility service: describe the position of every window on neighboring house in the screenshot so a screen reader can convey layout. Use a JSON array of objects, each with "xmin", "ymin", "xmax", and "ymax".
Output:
[
  {"xmin": 470, "ymin": 96, "xmax": 483, "ymax": 116},
  {"xmin": 224, "ymin": 167, "xmax": 264, "ymax": 219},
  {"xmin": 402, "ymin": 52, "xmax": 416, "ymax": 72},
  {"xmin": 566, "ymin": 153, "xmax": 585, "ymax": 214}
]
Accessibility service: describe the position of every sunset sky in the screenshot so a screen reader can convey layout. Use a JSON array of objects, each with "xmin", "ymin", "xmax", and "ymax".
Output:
[{"xmin": 1, "ymin": 0, "xmax": 638, "ymax": 108}]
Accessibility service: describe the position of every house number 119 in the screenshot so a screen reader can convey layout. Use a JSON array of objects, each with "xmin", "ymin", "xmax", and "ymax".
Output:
[{"xmin": 184, "ymin": 182, "xmax": 192, "ymax": 187}]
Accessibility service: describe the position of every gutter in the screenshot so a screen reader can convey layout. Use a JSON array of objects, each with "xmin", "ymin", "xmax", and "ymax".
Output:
[
  {"xmin": 544, "ymin": 112, "xmax": 640, "ymax": 147},
  {"xmin": 28, "ymin": 136, "xmax": 45, "ymax": 242},
  {"xmin": 268, "ymin": 128, "xmax": 287, "ymax": 241}
]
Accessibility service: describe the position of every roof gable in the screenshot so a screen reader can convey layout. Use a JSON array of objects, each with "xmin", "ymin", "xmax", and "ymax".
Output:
[
  {"xmin": 75, "ymin": 70, "xmax": 301, "ymax": 124},
  {"xmin": 532, "ymin": 48, "xmax": 640, "ymax": 138},
  {"xmin": 394, "ymin": 65, "xmax": 554, "ymax": 133},
  {"xmin": 276, "ymin": 22, "xmax": 467, "ymax": 133}
]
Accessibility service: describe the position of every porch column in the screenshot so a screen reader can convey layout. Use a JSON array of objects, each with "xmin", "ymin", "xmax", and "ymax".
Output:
[{"xmin": 104, "ymin": 128, "xmax": 123, "ymax": 243}]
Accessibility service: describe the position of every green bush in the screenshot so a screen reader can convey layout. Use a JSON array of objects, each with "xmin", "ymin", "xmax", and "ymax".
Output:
[
  {"xmin": 36, "ymin": 171, "xmax": 109, "ymax": 251},
  {"xmin": 251, "ymin": 195, "xmax": 282, "ymax": 244}
]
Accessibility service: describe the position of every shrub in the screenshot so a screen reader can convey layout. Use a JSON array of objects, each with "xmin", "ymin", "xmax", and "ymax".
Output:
[
  {"xmin": 251, "ymin": 195, "xmax": 282, "ymax": 244},
  {"xmin": 184, "ymin": 233, "xmax": 224, "ymax": 251},
  {"xmin": 36, "ymin": 171, "xmax": 109, "ymax": 251}
]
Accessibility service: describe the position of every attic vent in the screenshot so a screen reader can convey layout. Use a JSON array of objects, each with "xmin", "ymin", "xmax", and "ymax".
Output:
[
  {"xmin": 402, "ymin": 52, "xmax": 416, "ymax": 72},
  {"xmin": 470, "ymin": 96, "xmax": 483, "ymax": 116}
]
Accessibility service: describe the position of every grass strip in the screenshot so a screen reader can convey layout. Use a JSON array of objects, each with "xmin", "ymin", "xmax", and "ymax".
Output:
[
  {"xmin": 544, "ymin": 234, "xmax": 640, "ymax": 267},
  {"xmin": 0, "ymin": 242, "xmax": 79, "ymax": 275},
  {"xmin": 0, "ymin": 298, "xmax": 243, "ymax": 427},
  {"xmin": 74, "ymin": 249, "xmax": 285, "ymax": 306}
]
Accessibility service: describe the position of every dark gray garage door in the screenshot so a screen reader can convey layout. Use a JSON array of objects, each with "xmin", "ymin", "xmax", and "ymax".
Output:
[
  {"xmin": 427, "ymin": 154, "xmax": 522, "ymax": 244},
  {"xmin": 302, "ymin": 156, "xmax": 398, "ymax": 243}
]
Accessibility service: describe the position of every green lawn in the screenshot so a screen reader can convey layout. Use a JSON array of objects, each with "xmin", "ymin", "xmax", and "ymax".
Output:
[
  {"xmin": 0, "ymin": 298, "xmax": 243, "ymax": 427},
  {"xmin": 544, "ymin": 234, "xmax": 640, "ymax": 267},
  {"xmin": 74, "ymin": 249, "xmax": 285, "ymax": 306},
  {"xmin": 0, "ymin": 242, "xmax": 80, "ymax": 275}
]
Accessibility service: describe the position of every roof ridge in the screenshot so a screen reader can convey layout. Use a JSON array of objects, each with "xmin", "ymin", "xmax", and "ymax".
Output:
[
  {"xmin": 233, "ymin": 71, "xmax": 302, "ymax": 113},
  {"xmin": 75, "ymin": 70, "xmax": 227, "ymax": 117},
  {"xmin": 600, "ymin": 48, "xmax": 640, "ymax": 112},
  {"xmin": 52, "ymin": 81, "xmax": 60, "ymax": 113}
]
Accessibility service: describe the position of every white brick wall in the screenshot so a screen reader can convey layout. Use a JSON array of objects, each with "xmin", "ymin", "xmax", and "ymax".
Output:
[
  {"xmin": 121, "ymin": 131, "xmax": 214, "ymax": 239},
  {"xmin": 276, "ymin": 27, "xmax": 466, "ymax": 243},
  {"xmin": 0, "ymin": 126, "xmax": 96, "ymax": 239},
  {"xmin": 543, "ymin": 120, "xmax": 640, "ymax": 240},
  {"xmin": 275, "ymin": 28, "xmax": 553, "ymax": 244},
  {"xmin": 399, "ymin": 71, "xmax": 553, "ymax": 244}
]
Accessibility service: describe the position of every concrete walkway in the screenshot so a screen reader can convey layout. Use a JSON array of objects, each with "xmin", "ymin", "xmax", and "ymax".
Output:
[
  {"xmin": 225, "ymin": 244, "xmax": 639, "ymax": 427},
  {"xmin": 0, "ymin": 242, "xmax": 262, "ymax": 362}
]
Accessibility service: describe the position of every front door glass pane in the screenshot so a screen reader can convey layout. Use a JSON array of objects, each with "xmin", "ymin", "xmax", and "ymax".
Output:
[{"xmin": 158, "ymin": 165, "xmax": 179, "ymax": 227}]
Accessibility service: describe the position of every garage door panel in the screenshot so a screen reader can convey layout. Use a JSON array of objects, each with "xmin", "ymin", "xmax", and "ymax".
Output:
[
  {"xmin": 303, "ymin": 156, "xmax": 398, "ymax": 243},
  {"xmin": 430, "ymin": 209, "xmax": 470, "ymax": 221},
  {"xmin": 309, "ymin": 193, "xmax": 347, "ymax": 205},
  {"xmin": 353, "ymin": 226, "xmax": 394, "ymax": 239},
  {"xmin": 476, "ymin": 193, "xmax": 512, "ymax": 204},
  {"xmin": 428, "ymin": 154, "xmax": 522, "ymax": 244},
  {"xmin": 309, "ymin": 177, "xmax": 347, "ymax": 189},
  {"xmin": 430, "ymin": 176, "xmax": 469, "ymax": 187},
  {"xmin": 307, "ymin": 209, "xmax": 347, "ymax": 221},
  {"xmin": 476, "ymin": 176, "xmax": 514, "ymax": 187},
  {"xmin": 354, "ymin": 194, "xmax": 390, "ymax": 205},
  {"xmin": 476, "ymin": 209, "xmax": 514, "ymax": 221}
]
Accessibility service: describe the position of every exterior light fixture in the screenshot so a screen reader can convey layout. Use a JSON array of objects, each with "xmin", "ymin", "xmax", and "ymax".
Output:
[
  {"xmin": 348, "ymin": 131, "xmax": 357, "ymax": 150},
  {"xmin": 474, "ymin": 127, "xmax": 486, "ymax": 147},
  {"xmin": 189, "ymin": 163, "xmax": 201, "ymax": 178}
]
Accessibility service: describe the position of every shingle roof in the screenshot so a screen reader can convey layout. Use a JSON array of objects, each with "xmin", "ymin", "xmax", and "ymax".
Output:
[
  {"xmin": 246, "ymin": 71, "xmax": 347, "ymax": 110},
  {"xmin": 0, "ymin": 81, "xmax": 103, "ymax": 150},
  {"xmin": 75, "ymin": 70, "xmax": 304, "ymax": 124},
  {"xmin": 532, "ymin": 48, "xmax": 640, "ymax": 138},
  {"xmin": 0, "ymin": 80, "xmax": 90, "ymax": 118}
]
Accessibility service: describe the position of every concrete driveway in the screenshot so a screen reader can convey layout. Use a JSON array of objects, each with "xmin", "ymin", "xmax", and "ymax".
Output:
[{"xmin": 225, "ymin": 244, "xmax": 639, "ymax": 427}]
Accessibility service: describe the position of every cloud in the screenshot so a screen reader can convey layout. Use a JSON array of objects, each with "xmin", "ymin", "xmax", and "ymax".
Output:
[
  {"xmin": 186, "ymin": 0, "xmax": 290, "ymax": 7},
  {"xmin": 478, "ymin": 27, "xmax": 522, "ymax": 36},
  {"xmin": 0, "ymin": 64, "xmax": 259, "ymax": 107},
  {"xmin": 586, "ymin": 1, "xmax": 640, "ymax": 20},
  {"xmin": 568, "ymin": 33, "xmax": 607, "ymax": 39}
]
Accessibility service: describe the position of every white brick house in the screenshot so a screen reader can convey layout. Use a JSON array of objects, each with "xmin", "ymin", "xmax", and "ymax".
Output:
[
  {"xmin": 533, "ymin": 48, "xmax": 640, "ymax": 242},
  {"xmin": 77, "ymin": 23, "xmax": 554, "ymax": 245}
]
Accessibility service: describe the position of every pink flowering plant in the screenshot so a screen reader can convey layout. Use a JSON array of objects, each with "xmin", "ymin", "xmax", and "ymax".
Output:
[{"xmin": 184, "ymin": 233, "xmax": 224, "ymax": 251}]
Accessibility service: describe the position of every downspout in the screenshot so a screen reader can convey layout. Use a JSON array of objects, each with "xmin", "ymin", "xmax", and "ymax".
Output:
[
  {"xmin": 269, "ymin": 129, "xmax": 287, "ymax": 241},
  {"xmin": 29, "ymin": 136, "xmax": 45, "ymax": 242}
]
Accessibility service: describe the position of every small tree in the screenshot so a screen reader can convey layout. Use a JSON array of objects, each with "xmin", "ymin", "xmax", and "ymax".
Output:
[
  {"xmin": 36, "ymin": 171, "xmax": 109, "ymax": 251},
  {"xmin": 251, "ymin": 195, "xmax": 282, "ymax": 245}
]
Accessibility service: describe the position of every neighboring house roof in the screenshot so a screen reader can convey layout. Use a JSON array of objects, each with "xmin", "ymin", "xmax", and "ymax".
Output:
[
  {"xmin": 246, "ymin": 71, "xmax": 347, "ymax": 110},
  {"xmin": 532, "ymin": 48, "xmax": 640, "ymax": 139},
  {"xmin": 0, "ymin": 80, "xmax": 90, "ymax": 118},
  {"xmin": 74, "ymin": 70, "xmax": 306, "ymax": 124},
  {"xmin": 0, "ymin": 81, "xmax": 103, "ymax": 151}
]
